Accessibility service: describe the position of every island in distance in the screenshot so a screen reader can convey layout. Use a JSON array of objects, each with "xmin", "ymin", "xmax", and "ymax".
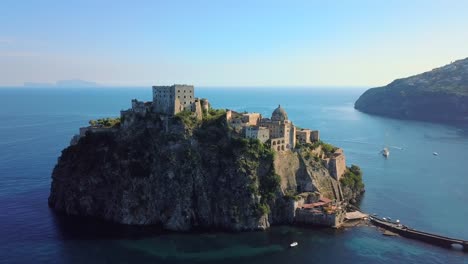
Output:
[
  {"xmin": 24, "ymin": 79, "xmax": 99, "ymax": 88},
  {"xmin": 48, "ymin": 84, "xmax": 365, "ymax": 231},
  {"xmin": 355, "ymin": 57, "xmax": 468, "ymax": 124}
]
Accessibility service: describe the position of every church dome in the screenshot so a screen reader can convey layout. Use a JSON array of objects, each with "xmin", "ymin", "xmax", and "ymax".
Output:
[{"xmin": 271, "ymin": 104, "xmax": 288, "ymax": 121}]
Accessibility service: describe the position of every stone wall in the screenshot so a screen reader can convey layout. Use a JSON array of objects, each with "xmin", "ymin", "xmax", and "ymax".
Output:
[
  {"xmin": 245, "ymin": 126, "xmax": 269, "ymax": 143},
  {"xmin": 294, "ymin": 208, "xmax": 344, "ymax": 227},
  {"xmin": 70, "ymin": 126, "xmax": 118, "ymax": 145},
  {"xmin": 131, "ymin": 99, "xmax": 152, "ymax": 113},
  {"xmin": 328, "ymin": 148, "xmax": 346, "ymax": 180},
  {"xmin": 200, "ymin": 98, "xmax": 210, "ymax": 112},
  {"xmin": 310, "ymin": 130, "xmax": 320, "ymax": 141},
  {"xmin": 296, "ymin": 129, "xmax": 311, "ymax": 144},
  {"xmin": 241, "ymin": 113, "xmax": 261, "ymax": 126},
  {"xmin": 192, "ymin": 99, "xmax": 203, "ymax": 120}
]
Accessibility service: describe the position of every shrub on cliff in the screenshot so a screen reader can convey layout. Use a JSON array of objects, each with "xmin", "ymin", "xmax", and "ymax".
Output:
[
  {"xmin": 175, "ymin": 110, "xmax": 200, "ymax": 128},
  {"xmin": 89, "ymin": 117, "xmax": 121, "ymax": 128},
  {"xmin": 341, "ymin": 165, "xmax": 364, "ymax": 192}
]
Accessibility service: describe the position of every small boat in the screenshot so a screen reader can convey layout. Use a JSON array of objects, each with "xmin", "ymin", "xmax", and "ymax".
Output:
[
  {"xmin": 382, "ymin": 147, "xmax": 390, "ymax": 158},
  {"xmin": 290, "ymin": 242, "xmax": 298, "ymax": 248},
  {"xmin": 433, "ymin": 152, "xmax": 439, "ymax": 156}
]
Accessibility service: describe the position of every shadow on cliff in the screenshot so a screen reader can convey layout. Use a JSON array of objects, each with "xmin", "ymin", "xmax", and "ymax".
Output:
[
  {"xmin": 50, "ymin": 210, "xmax": 168, "ymax": 240},
  {"xmin": 50, "ymin": 209, "xmax": 257, "ymax": 240}
]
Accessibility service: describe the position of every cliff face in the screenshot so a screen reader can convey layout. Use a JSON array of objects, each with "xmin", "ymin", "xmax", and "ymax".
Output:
[
  {"xmin": 49, "ymin": 112, "xmax": 360, "ymax": 231},
  {"xmin": 355, "ymin": 58, "xmax": 468, "ymax": 123}
]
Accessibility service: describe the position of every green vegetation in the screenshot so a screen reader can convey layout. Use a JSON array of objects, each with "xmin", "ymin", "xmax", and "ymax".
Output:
[
  {"xmin": 257, "ymin": 203, "xmax": 270, "ymax": 215},
  {"xmin": 297, "ymin": 140, "xmax": 337, "ymax": 158},
  {"xmin": 231, "ymin": 138, "xmax": 279, "ymax": 217},
  {"xmin": 305, "ymin": 140, "xmax": 337, "ymax": 157},
  {"xmin": 89, "ymin": 117, "xmax": 121, "ymax": 128},
  {"xmin": 284, "ymin": 190, "xmax": 301, "ymax": 201},
  {"xmin": 340, "ymin": 165, "xmax": 364, "ymax": 191},
  {"xmin": 355, "ymin": 58, "xmax": 468, "ymax": 123},
  {"xmin": 175, "ymin": 108, "xmax": 227, "ymax": 129},
  {"xmin": 203, "ymin": 108, "xmax": 226, "ymax": 123},
  {"xmin": 175, "ymin": 110, "xmax": 200, "ymax": 128},
  {"xmin": 179, "ymin": 107, "xmax": 280, "ymax": 217}
]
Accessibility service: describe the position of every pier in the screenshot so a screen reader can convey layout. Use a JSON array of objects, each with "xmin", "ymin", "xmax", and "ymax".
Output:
[{"xmin": 369, "ymin": 216, "xmax": 468, "ymax": 252}]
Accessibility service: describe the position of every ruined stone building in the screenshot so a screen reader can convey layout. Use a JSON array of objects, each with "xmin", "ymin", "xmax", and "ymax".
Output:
[{"xmin": 296, "ymin": 128, "xmax": 320, "ymax": 144}]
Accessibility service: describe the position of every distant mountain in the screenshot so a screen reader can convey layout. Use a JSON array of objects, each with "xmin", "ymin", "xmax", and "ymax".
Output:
[
  {"xmin": 23, "ymin": 82, "xmax": 55, "ymax": 87},
  {"xmin": 56, "ymin": 79, "xmax": 99, "ymax": 87},
  {"xmin": 355, "ymin": 58, "xmax": 468, "ymax": 124},
  {"xmin": 24, "ymin": 79, "xmax": 99, "ymax": 88}
]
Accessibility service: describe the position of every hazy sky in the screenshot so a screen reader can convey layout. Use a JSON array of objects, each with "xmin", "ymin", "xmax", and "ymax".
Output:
[{"xmin": 1, "ymin": 0, "xmax": 467, "ymax": 87}]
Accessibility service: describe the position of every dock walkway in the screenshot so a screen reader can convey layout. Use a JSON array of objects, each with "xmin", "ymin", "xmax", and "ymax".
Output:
[
  {"xmin": 369, "ymin": 216, "xmax": 468, "ymax": 251},
  {"xmin": 345, "ymin": 211, "xmax": 368, "ymax": 220}
]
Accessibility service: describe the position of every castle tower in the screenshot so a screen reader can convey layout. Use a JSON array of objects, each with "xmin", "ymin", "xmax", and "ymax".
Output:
[{"xmin": 152, "ymin": 84, "xmax": 195, "ymax": 115}]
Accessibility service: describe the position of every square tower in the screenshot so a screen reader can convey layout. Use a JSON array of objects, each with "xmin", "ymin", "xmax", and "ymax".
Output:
[{"xmin": 152, "ymin": 84, "xmax": 195, "ymax": 115}]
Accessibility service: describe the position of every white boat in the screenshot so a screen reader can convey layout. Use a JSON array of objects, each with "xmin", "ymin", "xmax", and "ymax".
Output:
[
  {"xmin": 382, "ymin": 147, "xmax": 390, "ymax": 158},
  {"xmin": 290, "ymin": 242, "xmax": 298, "ymax": 248},
  {"xmin": 433, "ymin": 152, "xmax": 439, "ymax": 156}
]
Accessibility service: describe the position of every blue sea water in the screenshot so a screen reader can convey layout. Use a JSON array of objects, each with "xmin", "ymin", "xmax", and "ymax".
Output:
[{"xmin": 0, "ymin": 87, "xmax": 467, "ymax": 264}]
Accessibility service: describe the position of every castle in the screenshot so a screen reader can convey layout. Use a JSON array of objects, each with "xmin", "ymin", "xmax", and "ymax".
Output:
[
  {"xmin": 226, "ymin": 105, "xmax": 318, "ymax": 151},
  {"xmin": 77, "ymin": 84, "xmax": 346, "ymax": 180},
  {"xmin": 226, "ymin": 103, "xmax": 346, "ymax": 180},
  {"xmin": 126, "ymin": 84, "xmax": 210, "ymax": 118}
]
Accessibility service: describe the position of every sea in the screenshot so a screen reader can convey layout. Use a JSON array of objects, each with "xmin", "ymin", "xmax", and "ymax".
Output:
[{"xmin": 0, "ymin": 87, "xmax": 467, "ymax": 264}]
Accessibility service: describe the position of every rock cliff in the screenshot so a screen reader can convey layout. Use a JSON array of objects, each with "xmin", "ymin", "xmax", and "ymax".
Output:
[
  {"xmin": 49, "ymin": 110, "xmax": 362, "ymax": 231},
  {"xmin": 355, "ymin": 57, "xmax": 468, "ymax": 123}
]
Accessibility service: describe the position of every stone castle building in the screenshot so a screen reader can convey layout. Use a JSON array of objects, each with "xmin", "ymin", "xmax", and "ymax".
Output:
[
  {"xmin": 259, "ymin": 105, "xmax": 297, "ymax": 151},
  {"xmin": 228, "ymin": 105, "xmax": 316, "ymax": 152},
  {"xmin": 153, "ymin": 84, "xmax": 196, "ymax": 115},
  {"xmin": 76, "ymin": 84, "xmax": 346, "ymax": 180},
  {"xmin": 226, "ymin": 104, "xmax": 346, "ymax": 180},
  {"xmin": 121, "ymin": 84, "xmax": 209, "ymax": 118}
]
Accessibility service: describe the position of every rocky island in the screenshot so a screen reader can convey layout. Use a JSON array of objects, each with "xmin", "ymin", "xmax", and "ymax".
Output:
[
  {"xmin": 48, "ymin": 85, "xmax": 364, "ymax": 231},
  {"xmin": 355, "ymin": 57, "xmax": 468, "ymax": 124}
]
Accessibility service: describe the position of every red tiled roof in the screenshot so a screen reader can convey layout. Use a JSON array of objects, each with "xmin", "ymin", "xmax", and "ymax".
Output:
[
  {"xmin": 302, "ymin": 202, "xmax": 325, "ymax": 209},
  {"xmin": 319, "ymin": 197, "xmax": 332, "ymax": 203}
]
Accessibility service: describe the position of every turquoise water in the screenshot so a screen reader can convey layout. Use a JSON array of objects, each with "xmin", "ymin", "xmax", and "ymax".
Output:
[{"xmin": 0, "ymin": 87, "xmax": 467, "ymax": 263}]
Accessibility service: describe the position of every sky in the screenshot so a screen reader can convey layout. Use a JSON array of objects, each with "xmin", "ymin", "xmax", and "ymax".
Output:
[{"xmin": 1, "ymin": 0, "xmax": 467, "ymax": 87}]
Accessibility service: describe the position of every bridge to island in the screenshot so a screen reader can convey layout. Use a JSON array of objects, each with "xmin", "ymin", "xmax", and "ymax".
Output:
[{"xmin": 369, "ymin": 216, "xmax": 468, "ymax": 251}]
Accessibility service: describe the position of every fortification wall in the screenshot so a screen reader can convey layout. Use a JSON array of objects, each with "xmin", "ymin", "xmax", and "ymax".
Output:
[
  {"xmin": 328, "ymin": 149, "xmax": 346, "ymax": 180},
  {"xmin": 294, "ymin": 208, "xmax": 344, "ymax": 227},
  {"xmin": 310, "ymin": 130, "xmax": 320, "ymax": 141}
]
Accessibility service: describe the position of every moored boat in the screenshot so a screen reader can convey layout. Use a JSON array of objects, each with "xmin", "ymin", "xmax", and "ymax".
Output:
[{"xmin": 382, "ymin": 147, "xmax": 390, "ymax": 158}]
